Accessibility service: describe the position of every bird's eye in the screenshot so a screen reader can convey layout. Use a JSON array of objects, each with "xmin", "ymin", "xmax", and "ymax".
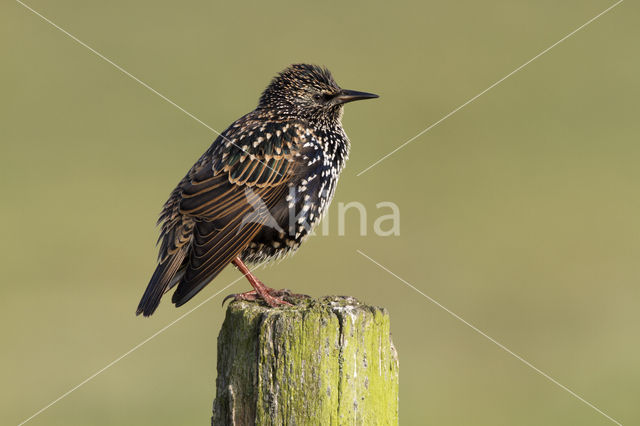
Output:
[{"xmin": 313, "ymin": 92, "xmax": 334, "ymax": 103}]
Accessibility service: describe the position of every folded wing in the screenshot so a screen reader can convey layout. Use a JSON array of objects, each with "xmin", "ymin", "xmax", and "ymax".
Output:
[{"xmin": 136, "ymin": 117, "xmax": 305, "ymax": 315}]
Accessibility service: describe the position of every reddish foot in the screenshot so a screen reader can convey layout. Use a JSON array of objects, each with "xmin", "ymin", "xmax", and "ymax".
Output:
[
  {"xmin": 228, "ymin": 257, "xmax": 307, "ymax": 307},
  {"xmin": 223, "ymin": 286, "xmax": 293, "ymax": 307}
]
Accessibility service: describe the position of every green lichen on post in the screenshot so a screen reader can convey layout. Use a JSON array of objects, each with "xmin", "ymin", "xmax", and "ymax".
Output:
[{"xmin": 212, "ymin": 296, "xmax": 399, "ymax": 425}]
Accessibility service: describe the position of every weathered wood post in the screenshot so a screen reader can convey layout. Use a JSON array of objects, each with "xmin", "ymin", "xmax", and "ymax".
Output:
[{"xmin": 212, "ymin": 296, "xmax": 399, "ymax": 425}]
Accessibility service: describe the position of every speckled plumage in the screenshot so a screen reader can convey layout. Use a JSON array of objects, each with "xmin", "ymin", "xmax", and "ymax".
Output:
[{"xmin": 137, "ymin": 64, "xmax": 377, "ymax": 316}]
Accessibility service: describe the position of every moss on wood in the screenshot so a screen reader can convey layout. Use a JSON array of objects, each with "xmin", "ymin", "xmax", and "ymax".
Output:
[{"xmin": 212, "ymin": 296, "xmax": 399, "ymax": 425}]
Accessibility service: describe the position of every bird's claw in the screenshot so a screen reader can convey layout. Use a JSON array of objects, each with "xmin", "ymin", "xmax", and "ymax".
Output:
[
  {"xmin": 221, "ymin": 293, "xmax": 238, "ymax": 306},
  {"xmin": 222, "ymin": 287, "xmax": 309, "ymax": 307}
]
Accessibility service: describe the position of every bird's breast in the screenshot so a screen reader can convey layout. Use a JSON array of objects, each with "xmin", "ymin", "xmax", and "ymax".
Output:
[{"xmin": 241, "ymin": 126, "xmax": 350, "ymax": 263}]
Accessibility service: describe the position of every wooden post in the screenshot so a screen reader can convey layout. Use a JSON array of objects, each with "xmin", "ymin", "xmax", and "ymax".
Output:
[{"xmin": 212, "ymin": 296, "xmax": 399, "ymax": 425}]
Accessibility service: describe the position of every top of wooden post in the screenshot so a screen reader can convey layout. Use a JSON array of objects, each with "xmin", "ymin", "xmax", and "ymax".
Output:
[{"xmin": 213, "ymin": 295, "xmax": 399, "ymax": 425}]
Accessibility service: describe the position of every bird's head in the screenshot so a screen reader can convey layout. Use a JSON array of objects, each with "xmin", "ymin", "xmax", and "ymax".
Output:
[{"xmin": 258, "ymin": 64, "xmax": 378, "ymax": 124}]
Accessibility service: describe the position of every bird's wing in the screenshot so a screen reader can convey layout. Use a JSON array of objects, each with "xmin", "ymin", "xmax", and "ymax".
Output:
[
  {"xmin": 136, "ymin": 184, "xmax": 194, "ymax": 316},
  {"xmin": 138, "ymin": 118, "xmax": 308, "ymax": 315},
  {"xmin": 169, "ymin": 118, "xmax": 307, "ymax": 307}
]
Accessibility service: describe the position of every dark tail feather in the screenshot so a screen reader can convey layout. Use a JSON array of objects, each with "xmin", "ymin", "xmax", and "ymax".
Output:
[
  {"xmin": 136, "ymin": 251, "xmax": 186, "ymax": 316},
  {"xmin": 170, "ymin": 220, "xmax": 261, "ymax": 308},
  {"xmin": 171, "ymin": 263, "xmax": 229, "ymax": 308}
]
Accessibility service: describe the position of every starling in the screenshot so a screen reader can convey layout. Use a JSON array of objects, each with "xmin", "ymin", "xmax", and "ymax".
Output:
[{"xmin": 136, "ymin": 64, "xmax": 378, "ymax": 316}]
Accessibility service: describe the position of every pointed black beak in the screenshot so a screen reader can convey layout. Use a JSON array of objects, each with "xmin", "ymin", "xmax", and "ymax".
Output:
[{"xmin": 334, "ymin": 89, "xmax": 379, "ymax": 104}]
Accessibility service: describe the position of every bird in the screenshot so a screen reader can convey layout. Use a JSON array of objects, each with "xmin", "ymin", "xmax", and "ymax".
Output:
[{"xmin": 136, "ymin": 64, "xmax": 378, "ymax": 316}]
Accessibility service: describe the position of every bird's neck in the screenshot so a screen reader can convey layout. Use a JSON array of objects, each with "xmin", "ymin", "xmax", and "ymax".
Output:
[{"xmin": 256, "ymin": 106, "xmax": 344, "ymax": 129}]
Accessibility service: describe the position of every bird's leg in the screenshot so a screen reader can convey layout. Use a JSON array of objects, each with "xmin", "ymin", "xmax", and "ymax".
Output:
[{"xmin": 226, "ymin": 257, "xmax": 293, "ymax": 307}]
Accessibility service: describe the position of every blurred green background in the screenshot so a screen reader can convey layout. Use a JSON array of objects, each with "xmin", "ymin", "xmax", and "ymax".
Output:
[{"xmin": 2, "ymin": 0, "xmax": 638, "ymax": 424}]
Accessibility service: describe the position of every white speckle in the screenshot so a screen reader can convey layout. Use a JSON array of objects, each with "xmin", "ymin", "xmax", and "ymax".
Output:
[{"xmin": 354, "ymin": 352, "xmax": 358, "ymax": 378}]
